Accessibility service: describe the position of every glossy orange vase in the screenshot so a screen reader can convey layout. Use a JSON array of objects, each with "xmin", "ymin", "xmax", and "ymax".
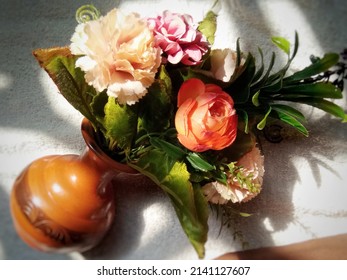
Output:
[{"xmin": 10, "ymin": 118, "xmax": 137, "ymax": 253}]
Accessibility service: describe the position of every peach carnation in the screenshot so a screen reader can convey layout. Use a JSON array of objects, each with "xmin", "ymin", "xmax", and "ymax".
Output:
[
  {"xmin": 202, "ymin": 144, "xmax": 264, "ymax": 204},
  {"xmin": 70, "ymin": 9, "xmax": 161, "ymax": 105}
]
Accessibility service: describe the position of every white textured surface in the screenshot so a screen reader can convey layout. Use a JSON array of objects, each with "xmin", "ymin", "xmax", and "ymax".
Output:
[{"xmin": 0, "ymin": 0, "xmax": 347, "ymax": 260}]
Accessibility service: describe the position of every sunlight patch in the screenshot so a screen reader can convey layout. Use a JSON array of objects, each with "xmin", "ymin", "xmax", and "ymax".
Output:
[{"xmin": 0, "ymin": 72, "xmax": 13, "ymax": 90}]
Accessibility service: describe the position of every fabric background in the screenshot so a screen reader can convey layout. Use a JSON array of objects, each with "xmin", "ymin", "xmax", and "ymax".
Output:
[{"xmin": 0, "ymin": 0, "xmax": 346, "ymax": 260}]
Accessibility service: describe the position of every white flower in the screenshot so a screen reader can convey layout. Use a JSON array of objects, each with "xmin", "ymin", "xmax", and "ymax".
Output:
[
  {"xmin": 195, "ymin": 48, "xmax": 243, "ymax": 83},
  {"xmin": 202, "ymin": 144, "xmax": 265, "ymax": 204},
  {"xmin": 210, "ymin": 49, "xmax": 238, "ymax": 82},
  {"xmin": 70, "ymin": 9, "xmax": 161, "ymax": 105}
]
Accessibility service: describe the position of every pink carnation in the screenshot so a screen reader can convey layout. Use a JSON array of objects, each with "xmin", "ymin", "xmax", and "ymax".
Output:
[
  {"xmin": 202, "ymin": 144, "xmax": 265, "ymax": 204},
  {"xmin": 148, "ymin": 11, "xmax": 209, "ymax": 66}
]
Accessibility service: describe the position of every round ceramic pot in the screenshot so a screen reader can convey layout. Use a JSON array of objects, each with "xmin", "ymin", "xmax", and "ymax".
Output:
[{"xmin": 10, "ymin": 118, "xmax": 137, "ymax": 253}]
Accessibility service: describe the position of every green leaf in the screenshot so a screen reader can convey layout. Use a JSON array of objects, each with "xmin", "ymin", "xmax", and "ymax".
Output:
[
  {"xmin": 149, "ymin": 137, "xmax": 186, "ymax": 161},
  {"xmin": 188, "ymin": 183, "xmax": 209, "ymax": 257},
  {"xmin": 272, "ymin": 36, "xmax": 291, "ymax": 55},
  {"xmin": 33, "ymin": 47, "xmax": 98, "ymax": 126},
  {"xmin": 90, "ymin": 91, "xmax": 109, "ymax": 132},
  {"xmin": 252, "ymin": 90, "xmax": 260, "ymax": 107},
  {"xmin": 284, "ymin": 53, "xmax": 339, "ymax": 84},
  {"xmin": 251, "ymin": 52, "xmax": 276, "ymax": 91},
  {"xmin": 186, "ymin": 153, "xmax": 215, "ymax": 172},
  {"xmin": 271, "ymin": 105, "xmax": 308, "ymax": 136},
  {"xmin": 189, "ymin": 172, "xmax": 211, "ymax": 183},
  {"xmin": 129, "ymin": 149, "xmax": 209, "ymax": 259},
  {"xmin": 295, "ymin": 98, "xmax": 347, "ymax": 121},
  {"xmin": 139, "ymin": 70, "xmax": 173, "ymax": 133},
  {"xmin": 257, "ymin": 106, "xmax": 272, "ymax": 130},
  {"xmin": 97, "ymin": 97, "xmax": 137, "ymax": 150},
  {"xmin": 251, "ymin": 48, "xmax": 265, "ymax": 84},
  {"xmin": 271, "ymin": 104, "xmax": 306, "ymax": 122},
  {"xmin": 198, "ymin": 10, "xmax": 217, "ymax": 44},
  {"xmin": 237, "ymin": 109, "xmax": 249, "ymax": 134},
  {"xmin": 236, "ymin": 38, "xmax": 242, "ymax": 67},
  {"xmin": 262, "ymin": 74, "xmax": 283, "ymax": 92},
  {"xmin": 226, "ymin": 53, "xmax": 256, "ymax": 104},
  {"xmin": 239, "ymin": 212, "xmax": 252, "ymax": 218},
  {"xmin": 159, "ymin": 65, "xmax": 172, "ymax": 95},
  {"xmin": 291, "ymin": 31, "xmax": 299, "ymax": 60},
  {"xmin": 266, "ymin": 33, "xmax": 299, "ymax": 87},
  {"xmin": 280, "ymin": 82, "xmax": 342, "ymax": 99}
]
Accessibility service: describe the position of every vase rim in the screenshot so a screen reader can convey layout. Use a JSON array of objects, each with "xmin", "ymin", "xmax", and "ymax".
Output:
[{"xmin": 81, "ymin": 118, "xmax": 138, "ymax": 174}]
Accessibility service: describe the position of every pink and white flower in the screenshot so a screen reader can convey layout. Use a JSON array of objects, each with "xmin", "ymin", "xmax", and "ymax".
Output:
[
  {"xmin": 70, "ymin": 9, "xmax": 161, "ymax": 105},
  {"xmin": 148, "ymin": 10, "xmax": 209, "ymax": 66},
  {"xmin": 202, "ymin": 144, "xmax": 265, "ymax": 204}
]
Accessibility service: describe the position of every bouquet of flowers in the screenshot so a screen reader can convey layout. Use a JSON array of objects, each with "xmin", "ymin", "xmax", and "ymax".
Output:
[{"xmin": 32, "ymin": 4, "xmax": 346, "ymax": 258}]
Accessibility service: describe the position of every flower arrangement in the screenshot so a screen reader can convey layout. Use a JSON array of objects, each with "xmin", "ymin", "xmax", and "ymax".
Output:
[{"xmin": 32, "ymin": 4, "xmax": 347, "ymax": 258}]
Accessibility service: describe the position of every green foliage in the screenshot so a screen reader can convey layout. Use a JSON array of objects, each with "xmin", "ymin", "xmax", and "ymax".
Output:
[
  {"xmin": 283, "ymin": 53, "xmax": 339, "ymax": 84},
  {"xmin": 139, "ymin": 67, "xmax": 173, "ymax": 133},
  {"xmin": 33, "ymin": 48, "xmax": 98, "ymax": 126},
  {"xmin": 222, "ymin": 32, "xmax": 346, "ymax": 135},
  {"xmin": 296, "ymin": 98, "xmax": 347, "ymax": 122},
  {"xmin": 128, "ymin": 149, "xmax": 209, "ymax": 259},
  {"xmin": 97, "ymin": 95, "xmax": 138, "ymax": 151},
  {"xmin": 187, "ymin": 153, "xmax": 216, "ymax": 172},
  {"xmin": 271, "ymin": 104, "xmax": 308, "ymax": 136},
  {"xmin": 198, "ymin": 10, "xmax": 217, "ymax": 44},
  {"xmin": 225, "ymin": 53, "xmax": 256, "ymax": 104},
  {"xmin": 280, "ymin": 83, "xmax": 342, "ymax": 99},
  {"xmin": 75, "ymin": 4, "xmax": 101, "ymax": 23},
  {"xmin": 149, "ymin": 137, "xmax": 185, "ymax": 161},
  {"xmin": 90, "ymin": 92, "xmax": 139, "ymax": 151},
  {"xmin": 272, "ymin": 36, "xmax": 291, "ymax": 56},
  {"xmin": 252, "ymin": 90, "xmax": 260, "ymax": 107},
  {"xmin": 256, "ymin": 106, "xmax": 272, "ymax": 130}
]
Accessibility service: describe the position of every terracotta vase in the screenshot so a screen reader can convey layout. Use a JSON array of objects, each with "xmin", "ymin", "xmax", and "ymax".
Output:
[{"xmin": 10, "ymin": 118, "xmax": 138, "ymax": 253}]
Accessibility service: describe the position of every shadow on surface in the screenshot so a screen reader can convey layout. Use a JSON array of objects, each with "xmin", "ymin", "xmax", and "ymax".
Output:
[
  {"xmin": 292, "ymin": 0, "xmax": 347, "ymax": 52},
  {"xmin": 211, "ymin": 112, "xmax": 347, "ymax": 253},
  {"xmin": 0, "ymin": 0, "xmax": 128, "ymax": 147},
  {"xmin": 83, "ymin": 173, "xmax": 194, "ymax": 260}
]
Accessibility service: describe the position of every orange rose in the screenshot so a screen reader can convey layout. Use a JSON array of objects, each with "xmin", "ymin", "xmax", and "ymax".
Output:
[{"xmin": 175, "ymin": 78, "xmax": 238, "ymax": 152}]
